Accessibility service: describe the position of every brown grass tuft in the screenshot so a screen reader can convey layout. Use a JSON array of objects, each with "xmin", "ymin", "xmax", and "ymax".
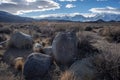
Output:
[
  {"xmin": 60, "ymin": 71, "xmax": 76, "ymax": 80},
  {"xmin": 0, "ymin": 62, "xmax": 18, "ymax": 80},
  {"xmin": 99, "ymin": 27, "xmax": 120, "ymax": 43},
  {"xmin": 77, "ymin": 32, "xmax": 99, "ymax": 59},
  {"xmin": 93, "ymin": 44, "xmax": 120, "ymax": 80},
  {"xmin": 14, "ymin": 57, "xmax": 24, "ymax": 71}
]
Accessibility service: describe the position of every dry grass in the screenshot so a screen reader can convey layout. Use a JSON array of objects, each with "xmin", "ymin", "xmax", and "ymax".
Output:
[
  {"xmin": 99, "ymin": 26, "xmax": 120, "ymax": 43},
  {"xmin": 77, "ymin": 31, "xmax": 99, "ymax": 59},
  {"xmin": 60, "ymin": 71, "xmax": 77, "ymax": 80},
  {"xmin": 108, "ymin": 27, "xmax": 120, "ymax": 43},
  {"xmin": 14, "ymin": 57, "xmax": 24, "ymax": 71},
  {"xmin": 93, "ymin": 44, "xmax": 120, "ymax": 80},
  {"xmin": 99, "ymin": 27, "xmax": 111, "ymax": 36},
  {"xmin": 0, "ymin": 22, "xmax": 120, "ymax": 80},
  {"xmin": 0, "ymin": 62, "xmax": 18, "ymax": 80}
]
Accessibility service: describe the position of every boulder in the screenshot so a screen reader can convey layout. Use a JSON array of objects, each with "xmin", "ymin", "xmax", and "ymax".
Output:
[
  {"xmin": 43, "ymin": 46, "xmax": 53, "ymax": 56},
  {"xmin": 23, "ymin": 53, "xmax": 52, "ymax": 80},
  {"xmin": 3, "ymin": 48, "xmax": 32, "ymax": 65},
  {"xmin": 52, "ymin": 32, "xmax": 78, "ymax": 65},
  {"xmin": 9, "ymin": 32, "xmax": 33, "ymax": 49},
  {"xmin": 69, "ymin": 58, "xmax": 97, "ymax": 80}
]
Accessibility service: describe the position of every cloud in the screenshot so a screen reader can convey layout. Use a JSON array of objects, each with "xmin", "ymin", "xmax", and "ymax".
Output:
[
  {"xmin": 65, "ymin": 4, "xmax": 76, "ymax": 8},
  {"xmin": 59, "ymin": 0, "xmax": 77, "ymax": 2},
  {"xmin": 32, "ymin": 12, "xmax": 80, "ymax": 18},
  {"xmin": 31, "ymin": 12, "xmax": 97, "ymax": 19},
  {"xmin": 89, "ymin": 6, "xmax": 120, "ymax": 14},
  {"xmin": 0, "ymin": 0, "xmax": 60, "ymax": 15},
  {"xmin": 81, "ymin": 13, "xmax": 97, "ymax": 17},
  {"xmin": 0, "ymin": 0, "xmax": 17, "ymax": 4}
]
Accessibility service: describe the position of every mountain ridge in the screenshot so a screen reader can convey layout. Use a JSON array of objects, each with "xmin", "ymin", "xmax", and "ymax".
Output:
[
  {"xmin": 0, "ymin": 11, "xmax": 120, "ymax": 22},
  {"xmin": 39, "ymin": 13, "xmax": 120, "ymax": 22},
  {"xmin": 0, "ymin": 11, "xmax": 35, "ymax": 22}
]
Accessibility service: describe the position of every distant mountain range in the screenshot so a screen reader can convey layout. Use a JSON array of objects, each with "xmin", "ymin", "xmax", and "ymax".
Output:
[
  {"xmin": 0, "ymin": 11, "xmax": 120, "ymax": 22},
  {"xmin": 40, "ymin": 13, "xmax": 120, "ymax": 22},
  {"xmin": 0, "ymin": 11, "xmax": 34, "ymax": 22}
]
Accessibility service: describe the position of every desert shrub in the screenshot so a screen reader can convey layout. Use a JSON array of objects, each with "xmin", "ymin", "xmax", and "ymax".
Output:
[
  {"xmin": 77, "ymin": 32, "xmax": 99, "ymax": 59},
  {"xmin": 108, "ymin": 27, "xmax": 120, "ymax": 43},
  {"xmin": 36, "ymin": 28, "xmax": 41, "ymax": 33},
  {"xmin": 0, "ymin": 34, "xmax": 7, "ymax": 42},
  {"xmin": 66, "ymin": 27, "xmax": 80, "ymax": 33},
  {"xmin": 98, "ymin": 27, "xmax": 110, "ymax": 36},
  {"xmin": 0, "ymin": 27, "xmax": 11, "ymax": 34},
  {"xmin": 33, "ymin": 33, "xmax": 41, "ymax": 40},
  {"xmin": 0, "ymin": 62, "xmax": 20, "ymax": 80},
  {"xmin": 41, "ymin": 37, "xmax": 54, "ymax": 46},
  {"xmin": 39, "ymin": 27, "xmax": 55, "ymax": 37},
  {"xmin": 93, "ymin": 44, "xmax": 120, "ymax": 80},
  {"xmin": 99, "ymin": 27, "xmax": 120, "ymax": 43},
  {"xmin": 55, "ymin": 27, "xmax": 66, "ymax": 32},
  {"xmin": 85, "ymin": 26, "xmax": 93, "ymax": 31},
  {"xmin": 93, "ymin": 26, "xmax": 103, "ymax": 29}
]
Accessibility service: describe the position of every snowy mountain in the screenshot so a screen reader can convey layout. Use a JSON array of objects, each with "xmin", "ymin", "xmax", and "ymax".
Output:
[
  {"xmin": 39, "ymin": 13, "xmax": 120, "ymax": 22},
  {"xmin": 0, "ymin": 11, "xmax": 120, "ymax": 22}
]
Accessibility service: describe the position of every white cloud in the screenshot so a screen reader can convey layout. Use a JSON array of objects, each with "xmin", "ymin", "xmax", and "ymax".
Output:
[
  {"xmin": 31, "ymin": 12, "xmax": 97, "ymax": 19},
  {"xmin": 26, "ymin": 0, "xmax": 36, "ymax": 3},
  {"xmin": 89, "ymin": 6, "xmax": 120, "ymax": 14},
  {"xmin": 81, "ymin": 13, "xmax": 97, "ymax": 17},
  {"xmin": 0, "ymin": 0, "xmax": 60, "ymax": 15},
  {"xmin": 32, "ymin": 13, "xmax": 80, "ymax": 18},
  {"xmin": 59, "ymin": 0, "xmax": 76, "ymax": 2},
  {"xmin": 65, "ymin": 4, "xmax": 76, "ymax": 8},
  {"xmin": 0, "ymin": 0, "xmax": 17, "ymax": 4}
]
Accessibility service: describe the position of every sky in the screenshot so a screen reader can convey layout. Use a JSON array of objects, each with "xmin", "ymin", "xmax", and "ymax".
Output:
[{"xmin": 0, "ymin": 0, "xmax": 120, "ymax": 18}]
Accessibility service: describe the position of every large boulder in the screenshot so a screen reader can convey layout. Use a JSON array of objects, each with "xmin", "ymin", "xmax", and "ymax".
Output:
[
  {"xmin": 43, "ymin": 46, "xmax": 53, "ymax": 56},
  {"xmin": 23, "ymin": 53, "xmax": 52, "ymax": 80},
  {"xmin": 3, "ymin": 48, "xmax": 32, "ymax": 65},
  {"xmin": 52, "ymin": 32, "xmax": 78, "ymax": 65},
  {"xmin": 69, "ymin": 58, "xmax": 97, "ymax": 80},
  {"xmin": 9, "ymin": 32, "xmax": 33, "ymax": 49}
]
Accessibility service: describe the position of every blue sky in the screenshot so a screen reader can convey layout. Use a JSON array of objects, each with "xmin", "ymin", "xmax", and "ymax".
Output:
[{"xmin": 0, "ymin": 0, "xmax": 120, "ymax": 18}]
